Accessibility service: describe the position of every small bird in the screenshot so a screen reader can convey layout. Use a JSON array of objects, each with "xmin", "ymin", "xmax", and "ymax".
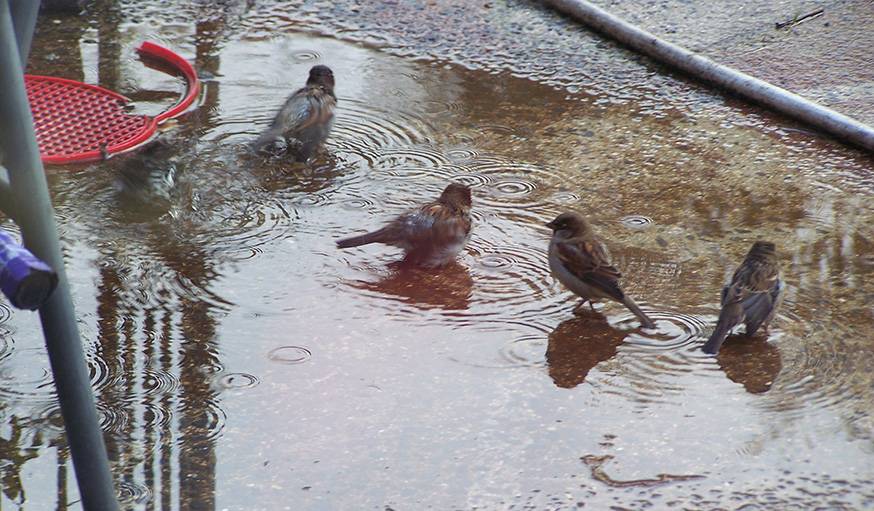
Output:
[
  {"xmin": 546, "ymin": 212, "xmax": 655, "ymax": 329},
  {"xmin": 702, "ymin": 241, "xmax": 784, "ymax": 354},
  {"xmin": 253, "ymin": 65, "xmax": 336, "ymax": 161},
  {"xmin": 336, "ymin": 183, "xmax": 472, "ymax": 267},
  {"xmin": 113, "ymin": 138, "xmax": 177, "ymax": 209}
]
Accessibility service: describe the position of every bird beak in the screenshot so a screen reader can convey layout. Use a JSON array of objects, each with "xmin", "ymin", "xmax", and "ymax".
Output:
[{"xmin": 545, "ymin": 221, "xmax": 556, "ymax": 230}]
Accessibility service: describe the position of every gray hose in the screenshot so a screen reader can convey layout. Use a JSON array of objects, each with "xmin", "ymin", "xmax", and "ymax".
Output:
[{"xmin": 542, "ymin": 0, "xmax": 874, "ymax": 153}]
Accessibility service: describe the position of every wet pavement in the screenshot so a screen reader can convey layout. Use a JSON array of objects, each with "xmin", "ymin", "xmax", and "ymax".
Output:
[{"xmin": 1, "ymin": 0, "xmax": 873, "ymax": 509}]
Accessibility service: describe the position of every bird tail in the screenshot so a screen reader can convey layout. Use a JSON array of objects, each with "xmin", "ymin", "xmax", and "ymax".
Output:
[
  {"xmin": 336, "ymin": 228, "xmax": 391, "ymax": 249},
  {"xmin": 702, "ymin": 302, "xmax": 741, "ymax": 354},
  {"xmin": 621, "ymin": 296, "xmax": 656, "ymax": 329}
]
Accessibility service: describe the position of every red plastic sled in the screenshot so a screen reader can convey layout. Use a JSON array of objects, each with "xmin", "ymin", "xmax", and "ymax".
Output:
[{"xmin": 25, "ymin": 41, "xmax": 201, "ymax": 164}]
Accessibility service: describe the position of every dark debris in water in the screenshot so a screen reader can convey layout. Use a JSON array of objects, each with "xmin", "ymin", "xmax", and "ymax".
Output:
[{"xmin": 582, "ymin": 454, "xmax": 705, "ymax": 488}]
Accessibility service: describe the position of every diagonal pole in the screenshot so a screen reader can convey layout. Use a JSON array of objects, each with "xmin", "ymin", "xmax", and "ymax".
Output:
[{"xmin": 0, "ymin": 1, "xmax": 119, "ymax": 509}]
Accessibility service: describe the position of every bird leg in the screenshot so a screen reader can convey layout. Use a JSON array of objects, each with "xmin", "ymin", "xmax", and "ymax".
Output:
[{"xmin": 573, "ymin": 299, "xmax": 594, "ymax": 315}]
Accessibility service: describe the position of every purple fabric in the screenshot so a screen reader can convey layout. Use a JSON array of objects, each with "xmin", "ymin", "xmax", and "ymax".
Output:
[{"xmin": 0, "ymin": 230, "xmax": 58, "ymax": 310}]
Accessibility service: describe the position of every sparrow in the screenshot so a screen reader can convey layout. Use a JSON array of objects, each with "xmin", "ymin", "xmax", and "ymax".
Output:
[
  {"xmin": 336, "ymin": 183, "xmax": 472, "ymax": 267},
  {"xmin": 114, "ymin": 138, "xmax": 177, "ymax": 209},
  {"xmin": 546, "ymin": 212, "xmax": 656, "ymax": 329},
  {"xmin": 253, "ymin": 65, "xmax": 336, "ymax": 162},
  {"xmin": 702, "ymin": 241, "xmax": 784, "ymax": 354}
]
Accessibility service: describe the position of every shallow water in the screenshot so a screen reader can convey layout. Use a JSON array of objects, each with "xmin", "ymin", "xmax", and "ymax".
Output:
[{"xmin": 3, "ymin": 1, "xmax": 874, "ymax": 509}]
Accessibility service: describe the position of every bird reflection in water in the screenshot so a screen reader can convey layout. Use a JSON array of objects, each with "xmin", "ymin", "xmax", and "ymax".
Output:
[
  {"xmin": 715, "ymin": 335, "xmax": 782, "ymax": 394},
  {"xmin": 546, "ymin": 315, "xmax": 628, "ymax": 389},
  {"xmin": 350, "ymin": 260, "xmax": 473, "ymax": 311}
]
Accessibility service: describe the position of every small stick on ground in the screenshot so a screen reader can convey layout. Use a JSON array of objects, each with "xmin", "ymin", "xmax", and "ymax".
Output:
[{"xmin": 775, "ymin": 7, "xmax": 824, "ymax": 29}]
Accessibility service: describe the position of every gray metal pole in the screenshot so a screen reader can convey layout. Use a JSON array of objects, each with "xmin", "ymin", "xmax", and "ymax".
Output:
[
  {"xmin": 541, "ymin": 0, "xmax": 874, "ymax": 153},
  {"xmin": 0, "ymin": 1, "xmax": 120, "ymax": 509},
  {"xmin": 9, "ymin": 0, "xmax": 37, "ymax": 66}
]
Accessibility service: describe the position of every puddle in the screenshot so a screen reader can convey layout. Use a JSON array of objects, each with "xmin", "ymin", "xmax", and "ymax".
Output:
[{"xmin": 2, "ymin": 1, "xmax": 873, "ymax": 509}]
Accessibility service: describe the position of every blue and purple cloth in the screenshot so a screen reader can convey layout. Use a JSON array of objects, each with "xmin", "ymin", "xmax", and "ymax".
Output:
[{"xmin": 0, "ymin": 230, "xmax": 58, "ymax": 310}]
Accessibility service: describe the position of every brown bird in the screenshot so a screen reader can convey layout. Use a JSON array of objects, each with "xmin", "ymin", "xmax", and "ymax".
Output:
[
  {"xmin": 337, "ymin": 183, "xmax": 472, "ymax": 267},
  {"xmin": 546, "ymin": 212, "xmax": 655, "ymax": 329},
  {"xmin": 253, "ymin": 65, "xmax": 336, "ymax": 161},
  {"xmin": 702, "ymin": 241, "xmax": 784, "ymax": 354}
]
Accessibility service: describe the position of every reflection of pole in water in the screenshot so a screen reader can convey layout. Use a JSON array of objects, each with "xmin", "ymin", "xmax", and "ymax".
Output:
[
  {"xmin": 160, "ymin": 308, "xmax": 175, "ymax": 511},
  {"xmin": 178, "ymin": 298, "xmax": 220, "ymax": 511},
  {"xmin": 0, "ymin": 417, "xmax": 40, "ymax": 504},
  {"xmin": 94, "ymin": 239, "xmax": 223, "ymax": 508},
  {"xmin": 142, "ymin": 308, "xmax": 157, "ymax": 508},
  {"xmin": 94, "ymin": 0, "xmax": 121, "ymax": 91},
  {"xmin": 55, "ymin": 445, "xmax": 68, "ymax": 511},
  {"xmin": 96, "ymin": 265, "xmax": 122, "ymax": 462}
]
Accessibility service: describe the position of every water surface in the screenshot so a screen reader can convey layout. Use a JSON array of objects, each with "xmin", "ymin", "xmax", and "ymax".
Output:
[{"xmin": 2, "ymin": 1, "xmax": 873, "ymax": 509}]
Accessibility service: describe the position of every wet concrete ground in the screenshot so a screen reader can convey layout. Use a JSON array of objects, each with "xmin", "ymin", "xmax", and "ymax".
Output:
[{"xmin": 2, "ymin": 0, "xmax": 873, "ymax": 509}]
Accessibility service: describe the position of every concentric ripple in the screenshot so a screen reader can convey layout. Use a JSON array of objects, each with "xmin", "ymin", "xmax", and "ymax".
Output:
[
  {"xmin": 214, "ymin": 372, "xmax": 261, "ymax": 390},
  {"xmin": 86, "ymin": 350, "xmax": 119, "ymax": 394},
  {"xmin": 369, "ymin": 146, "xmax": 450, "ymax": 171},
  {"xmin": 765, "ymin": 321, "xmax": 865, "ymax": 417},
  {"xmin": 498, "ymin": 335, "xmax": 549, "ymax": 368},
  {"xmin": 593, "ymin": 310, "xmax": 711, "ymax": 404},
  {"xmin": 621, "ymin": 310, "xmax": 710, "ymax": 351},
  {"xmin": 445, "ymin": 147, "xmax": 479, "ymax": 163},
  {"xmin": 268, "ymin": 346, "xmax": 312, "ymax": 364},
  {"xmin": 141, "ymin": 401, "xmax": 173, "ymax": 430},
  {"xmin": 0, "ymin": 302, "xmax": 11, "ymax": 324},
  {"xmin": 331, "ymin": 98, "xmax": 435, "ymax": 156},
  {"xmin": 0, "ymin": 347, "xmax": 57, "ymax": 404},
  {"xmin": 447, "ymin": 171, "xmax": 493, "ymax": 189},
  {"xmin": 117, "ymin": 480, "xmax": 152, "ymax": 506},
  {"xmin": 181, "ymin": 193, "xmax": 296, "ymax": 264},
  {"xmin": 467, "ymin": 242, "xmax": 557, "ymax": 318},
  {"xmin": 492, "ymin": 178, "xmax": 537, "ymax": 197},
  {"xmin": 98, "ymin": 403, "xmax": 132, "ymax": 435},
  {"xmin": 290, "ymin": 49, "xmax": 321, "ymax": 62},
  {"xmin": 141, "ymin": 368, "xmax": 181, "ymax": 396},
  {"xmin": 550, "ymin": 190, "xmax": 582, "ymax": 205},
  {"xmin": 448, "ymin": 323, "xmax": 553, "ymax": 369},
  {"xmin": 620, "ymin": 215, "xmax": 655, "ymax": 229},
  {"xmin": 0, "ymin": 333, "xmax": 14, "ymax": 365}
]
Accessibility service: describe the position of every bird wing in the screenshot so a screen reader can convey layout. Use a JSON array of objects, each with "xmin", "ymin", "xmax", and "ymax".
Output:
[
  {"xmin": 423, "ymin": 203, "xmax": 470, "ymax": 244},
  {"xmin": 270, "ymin": 86, "xmax": 326, "ymax": 135},
  {"xmin": 381, "ymin": 201, "xmax": 469, "ymax": 250},
  {"xmin": 742, "ymin": 277, "xmax": 783, "ymax": 335},
  {"xmin": 555, "ymin": 238, "xmax": 625, "ymax": 301},
  {"xmin": 721, "ymin": 258, "xmax": 780, "ymax": 332}
]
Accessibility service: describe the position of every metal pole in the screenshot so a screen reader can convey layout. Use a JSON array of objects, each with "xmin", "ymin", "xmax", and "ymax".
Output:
[
  {"xmin": 9, "ymin": 0, "xmax": 37, "ymax": 66},
  {"xmin": 0, "ymin": 1, "xmax": 120, "ymax": 509},
  {"xmin": 541, "ymin": 0, "xmax": 874, "ymax": 154}
]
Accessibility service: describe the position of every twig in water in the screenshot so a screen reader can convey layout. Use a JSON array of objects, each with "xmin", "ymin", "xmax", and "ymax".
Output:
[{"xmin": 775, "ymin": 7, "xmax": 824, "ymax": 29}]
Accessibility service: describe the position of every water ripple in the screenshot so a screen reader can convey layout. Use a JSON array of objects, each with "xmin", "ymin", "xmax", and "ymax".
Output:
[
  {"xmin": 268, "ymin": 346, "xmax": 313, "ymax": 364},
  {"xmin": 117, "ymin": 480, "xmax": 152, "ymax": 506},
  {"xmin": 290, "ymin": 49, "xmax": 321, "ymax": 62},
  {"xmin": 214, "ymin": 372, "xmax": 261, "ymax": 390},
  {"xmin": 620, "ymin": 215, "xmax": 654, "ymax": 229},
  {"xmin": 0, "ymin": 347, "xmax": 56, "ymax": 404}
]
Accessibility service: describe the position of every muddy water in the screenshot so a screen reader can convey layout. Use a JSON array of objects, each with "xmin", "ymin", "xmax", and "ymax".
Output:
[{"xmin": 2, "ymin": 1, "xmax": 874, "ymax": 509}]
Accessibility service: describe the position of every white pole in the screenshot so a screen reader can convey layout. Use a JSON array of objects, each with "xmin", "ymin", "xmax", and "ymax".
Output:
[{"xmin": 542, "ymin": 0, "xmax": 874, "ymax": 153}]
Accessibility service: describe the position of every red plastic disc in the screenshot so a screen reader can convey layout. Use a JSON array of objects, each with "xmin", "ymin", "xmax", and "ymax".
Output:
[{"xmin": 26, "ymin": 41, "xmax": 201, "ymax": 165}]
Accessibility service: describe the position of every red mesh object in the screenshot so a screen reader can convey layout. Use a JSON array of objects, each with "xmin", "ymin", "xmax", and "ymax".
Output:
[{"xmin": 25, "ymin": 41, "xmax": 201, "ymax": 165}]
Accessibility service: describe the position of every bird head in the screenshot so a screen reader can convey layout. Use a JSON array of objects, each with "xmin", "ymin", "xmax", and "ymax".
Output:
[
  {"xmin": 439, "ymin": 183, "xmax": 472, "ymax": 211},
  {"xmin": 306, "ymin": 65, "xmax": 335, "ymax": 92},
  {"xmin": 747, "ymin": 241, "xmax": 777, "ymax": 260},
  {"xmin": 546, "ymin": 212, "xmax": 591, "ymax": 237}
]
